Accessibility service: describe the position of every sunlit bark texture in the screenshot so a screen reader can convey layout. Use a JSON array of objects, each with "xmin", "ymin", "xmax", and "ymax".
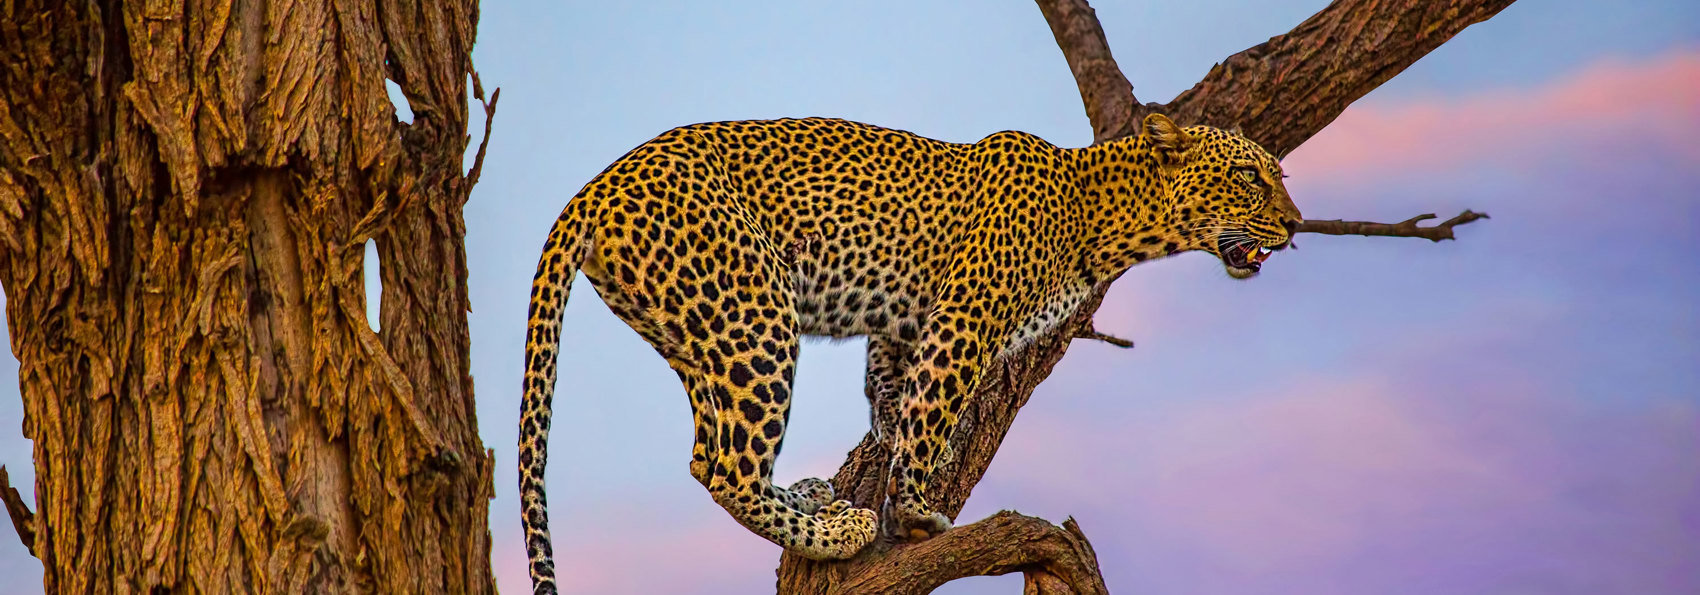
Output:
[
  {"xmin": 0, "ymin": 0, "xmax": 495, "ymax": 591},
  {"xmin": 776, "ymin": 0, "xmax": 1511, "ymax": 592}
]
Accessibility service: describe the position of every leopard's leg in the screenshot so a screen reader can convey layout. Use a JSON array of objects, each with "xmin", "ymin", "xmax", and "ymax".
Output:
[
  {"xmin": 692, "ymin": 326, "xmax": 876, "ymax": 559},
  {"xmin": 581, "ymin": 262, "xmax": 722, "ymax": 490},
  {"xmin": 671, "ymin": 365, "xmax": 720, "ymax": 488},
  {"xmin": 602, "ymin": 261, "xmax": 870, "ymax": 556},
  {"xmin": 686, "ymin": 332, "xmax": 833, "ymax": 514},
  {"xmin": 669, "ymin": 361, "xmax": 826, "ymax": 509},
  {"xmin": 865, "ymin": 334, "xmax": 914, "ymax": 452},
  {"xmin": 589, "ymin": 135, "xmax": 873, "ymax": 558},
  {"xmin": 885, "ymin": 306, "xmax": 993, "ymax": 541}
]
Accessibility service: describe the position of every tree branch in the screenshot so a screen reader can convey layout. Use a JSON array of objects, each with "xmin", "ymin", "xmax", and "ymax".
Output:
[
  {"xmin": 1036, "ymin": 0, "xmax": 1139, "ymax": 144},
  {"xmin": 1074, "ymin": 321, "xmax": 1134, "ymax": 348},
  {"xmin": 780, "ymin": 512, "xmax": 1107, "ymax": 595},
  {"xmin": 464, "ymin": 69, "xmax": 500, "ymax": 196},
  {"xmin": 1157, "ymin": 0, "xmax": 1521, "ymax": 156},
  {"xmin": 0, "ymin": 466, "xmax": 33, "ymax": 554},
  {"xmin": 1025, "ymin": 570, "xmax": 1079, "ymax": 595},
  {"xmin": 1039, "ymin": 0, "xmax": 1521, "ymax": 150},
  {"xmin": 1299, "ymin": 210, "xmax": 1489, "ymax": 242}
]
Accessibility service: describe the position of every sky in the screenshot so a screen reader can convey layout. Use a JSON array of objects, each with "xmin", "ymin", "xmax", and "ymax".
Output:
[{"xmin": 3, "ymin": 1, "xmax": 1698, "ymax": 593}]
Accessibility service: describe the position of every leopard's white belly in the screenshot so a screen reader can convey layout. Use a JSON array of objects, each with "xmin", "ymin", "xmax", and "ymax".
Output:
[{"xmin": 998, "ymin": 281, "xmax": 1093, "ymax": 359}]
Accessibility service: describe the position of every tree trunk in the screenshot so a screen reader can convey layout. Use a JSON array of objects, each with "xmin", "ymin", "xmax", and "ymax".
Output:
[
  {"xmin": 0, "ymin": 0, "xmax": 494, "ymax": 592},
  {"xmin": 775, "ymin": 0, "xmax": 1513, "ymax": 592}
]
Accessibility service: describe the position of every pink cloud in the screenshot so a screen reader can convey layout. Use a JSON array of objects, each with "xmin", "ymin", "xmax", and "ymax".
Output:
[
  {"xmin": 487, "ymin": 448, "xmax": 859, "ymax": 594},
  {"xmin": 979, "ymin": 374, "xmax": 1700, "ymax": 592},
  {"xmin": 996, "ymin": 379, "xmax": 1528, "ymax": 556},
  {"xmin": 1128, "ymin": 380, "xmax": 1533, "ymax": 566},
  {"xmin": 495, "ymin": 499, "xmax": 782, "ymax": 594},
  {"xmin": 553, "ymin": 521, "xmax": 778, "ymax": 593},
  {"xmin": 1283, "ymin": 50, "xmax": 1700, "ymax": 189}
]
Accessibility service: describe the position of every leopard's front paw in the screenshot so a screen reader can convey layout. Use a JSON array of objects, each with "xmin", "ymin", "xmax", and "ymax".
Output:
[
  {"xmin": 883, "ymin": 498, "xmax": 953, "ymax": 542},
  {"xmin": 809, "ymin": 504, "xmax": 879, "ymax": 559},
  {"xmin": 815, "ymin": 499, "xmax": 853, "ymax": 517},
  {"xmin": 901, "ymin": 511, "xmax": 952, "ymax": 541},
  {"xmin": 787, "ymin": 477, "xmax": 836, "ymax": 514}
]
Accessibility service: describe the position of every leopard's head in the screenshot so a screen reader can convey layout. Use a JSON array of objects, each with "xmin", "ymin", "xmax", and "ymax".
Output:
[{"xmin": 1144, "ymin": 113, "xmax": 1304, "ymax": 279}]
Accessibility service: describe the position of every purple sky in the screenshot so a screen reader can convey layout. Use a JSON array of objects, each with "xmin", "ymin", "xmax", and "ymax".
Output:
[{"xmin": 3, "ymin": 1, "xmax": 1697, "ymax": 593}]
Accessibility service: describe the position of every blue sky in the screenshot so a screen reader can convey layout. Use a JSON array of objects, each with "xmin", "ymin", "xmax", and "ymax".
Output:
[{"xmin": 3, "ymin": 1, "xmax": 1698, "ymax": 593}]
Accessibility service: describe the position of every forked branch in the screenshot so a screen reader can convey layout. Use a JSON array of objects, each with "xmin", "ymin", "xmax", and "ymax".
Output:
[
  {"xmin": 1036, "ymin": 0, "xmax": 1140, "ymax": 144},
  {"xmin": 464, "ymin": 69, "xmax": 501, "ymax": 193},
  {"xmin": 1134, "ymin": 1, "xmax": 1518, "ymax": 156}
]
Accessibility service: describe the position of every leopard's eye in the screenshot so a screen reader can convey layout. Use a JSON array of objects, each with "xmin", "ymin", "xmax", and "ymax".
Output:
[{"xmin": 1235, "ymin": 167, "xmax": 1258, "ymax": 184}]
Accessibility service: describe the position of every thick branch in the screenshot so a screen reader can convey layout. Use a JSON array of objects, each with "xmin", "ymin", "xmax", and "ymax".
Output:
[
  {"xmin": 780, "ymin": 512, "xmax": 1107, "ymax": 595},
  {"xmin": 1025, "ymin": 571, "xmax": 1078, "ymax": 595},
  {"xmin": 1157, "ymin": 0, "xmax": 1520, "ymax": 156},
  {"xmin": 1299, "ymin": 210, "xmax": 1488, "ymax": 242},
  {"xmin": 1040, "ymin": 0, "xmax": 1521, "ymax": 150},
  {"xmin": 1036, "ymin": 0, "xmax": 1139, "ymax": 144}
]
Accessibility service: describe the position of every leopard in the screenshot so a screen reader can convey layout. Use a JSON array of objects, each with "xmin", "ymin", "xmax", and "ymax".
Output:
[{"xmin": 517, "ymin": 113, "xmax": 1303, "ymax": 593}]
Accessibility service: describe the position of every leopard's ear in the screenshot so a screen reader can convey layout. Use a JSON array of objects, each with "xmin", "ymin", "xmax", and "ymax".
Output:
[{"xmin": 1142, "ymin": 113, "xmax": 1193, "ymax": 156}]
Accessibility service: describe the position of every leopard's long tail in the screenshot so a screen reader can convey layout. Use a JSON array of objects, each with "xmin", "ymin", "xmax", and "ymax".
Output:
[{"xmin": 519, "ymin": 201, "xmax": 594, "ymax": 595}]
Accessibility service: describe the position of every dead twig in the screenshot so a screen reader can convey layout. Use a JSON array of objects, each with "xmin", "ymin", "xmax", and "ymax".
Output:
[
  {"xmin": 1074, "ymin": 321, "xmax": 1134, "ymax": 348},
  {"xmin": 1298, "ymin": 210, "xmax": 1489, "ymax": 242},
  {"xmin": 464, "ymin": 69, "xmax": 500, "ymax": 195}
]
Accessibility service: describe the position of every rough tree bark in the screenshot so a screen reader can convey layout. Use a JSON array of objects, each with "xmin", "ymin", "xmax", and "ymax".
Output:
[
  {"xmin": 776, "ymin": 1, "xmax": 1513, "ymax": 593},
  {"xmin": 0, "ymin": 0, "xmax": 496, "ymax": 592}
]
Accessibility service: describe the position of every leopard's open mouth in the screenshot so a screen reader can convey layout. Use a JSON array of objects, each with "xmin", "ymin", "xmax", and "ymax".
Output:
[{"xmin": 1218, "ymin": 235, "xmax": 1273, "ymax": 278}]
